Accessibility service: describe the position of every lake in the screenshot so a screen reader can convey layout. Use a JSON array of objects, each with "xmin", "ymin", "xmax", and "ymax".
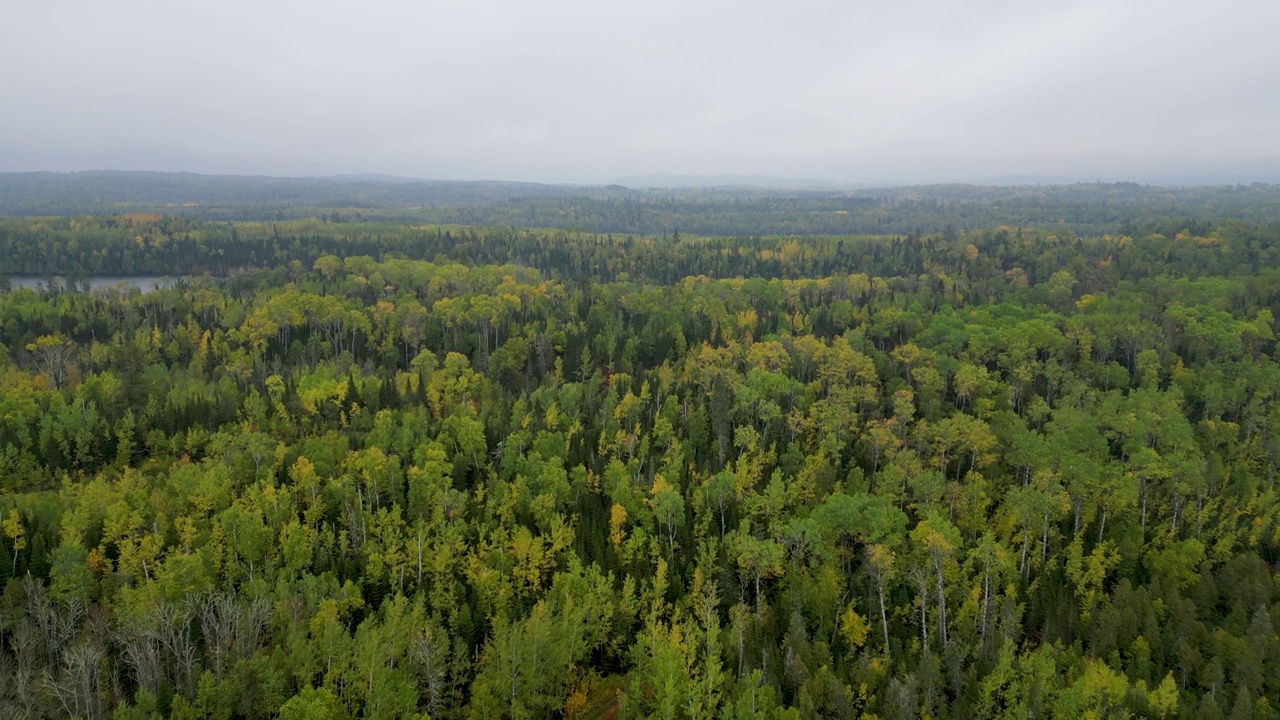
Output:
[{"xmin": 3, "ymin": 275, "xmax": 177, "ymax": 294}]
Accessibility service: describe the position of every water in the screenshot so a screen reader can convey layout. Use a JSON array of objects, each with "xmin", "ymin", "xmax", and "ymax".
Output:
[{"xmin": 3, "ymin": 275, "xmax": 176, "ymax": 294}]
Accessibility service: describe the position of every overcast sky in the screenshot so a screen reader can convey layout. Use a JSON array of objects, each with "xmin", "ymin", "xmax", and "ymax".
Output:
[{"xmin": 2, "ymin": 0, "xmax": 1278, "ymax": 184}]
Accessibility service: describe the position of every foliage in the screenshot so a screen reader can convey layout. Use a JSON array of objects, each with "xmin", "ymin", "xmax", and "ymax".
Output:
[{"xmin": 1, "ymin": 209, "xmax": 1279, "ymax": 718}]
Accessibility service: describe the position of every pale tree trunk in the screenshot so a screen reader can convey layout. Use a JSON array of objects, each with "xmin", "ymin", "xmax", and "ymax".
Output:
[
  {"xmin": 933, "ymin": 555, "xmax": 948, "ymax": 648},
  {"xmin": 877, "ymin": 578, "xmax": 891, "ymax": 657}
]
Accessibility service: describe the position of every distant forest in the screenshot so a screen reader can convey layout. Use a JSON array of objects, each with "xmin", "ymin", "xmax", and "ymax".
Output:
[
  {"xmin": 4, "ymin": 175, "xmax": 1280, "ymax": 718},
  {"xmin": 4, "ymin": 171, "xmax": 1280, "ymax": 236}
]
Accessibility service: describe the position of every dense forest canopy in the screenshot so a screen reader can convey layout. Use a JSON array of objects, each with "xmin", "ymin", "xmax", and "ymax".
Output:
[
  {"xmin": 1, "ymin": 195, "xmax": 1280, "ymax": 718},
  {"xmin": 4, "ymin": 214, "xmax": 1280, "ymax": 286}
]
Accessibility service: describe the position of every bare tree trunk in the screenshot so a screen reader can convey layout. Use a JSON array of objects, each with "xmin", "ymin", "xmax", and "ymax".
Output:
[
  {"xmin": 910, "ymin": 567, "xmax": 930, "ymax": 652},
  {"xmin": 877, "ymin": 578, "xmax": 891, "ymax": 658},
  {"xmin": 412, "ymin": 626, "xmax": 448, "ymax": 717},
  {"xmin": 10, "ymin": 619, "xmax": 41, "ymax": 716},
  {"xmin": 198, "ymin": 592, "xmax": 240, "ymax": 680},
  {"xmin": 44, "ymin": 644, "xmax": 104, "ymax": 720},
  {"xmin": 157, "ymin": 602, "xmax": 196, "ymax": 696},
  {"xmin": 116, "ymin": 616, "xmax": 163, "ymax": 696},
  {"xmin": 1020, "ymin": 529, "xmax": 1030, "ymax": 578},
  {"xmin": 933, "ymin": 556, "xmax": 948, "ymax": 648},
  {"xmin": 1041, "ymin": 514, "xmax": 1050, "ymax": 567}
]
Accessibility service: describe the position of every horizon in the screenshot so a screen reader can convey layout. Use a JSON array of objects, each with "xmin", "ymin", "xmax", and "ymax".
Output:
[
  {"xmin": 4, "ymin": 168, "xmax": 1279, "ymax": 191},
  {"xmin": 4, "ymin": 1, "xmax": 1280, "ymax": 185}
]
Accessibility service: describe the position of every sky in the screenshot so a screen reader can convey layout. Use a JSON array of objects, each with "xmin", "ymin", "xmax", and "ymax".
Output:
[{"xmin": 2, "ymin": 0, "xmax": 1279, "ymax": 185}]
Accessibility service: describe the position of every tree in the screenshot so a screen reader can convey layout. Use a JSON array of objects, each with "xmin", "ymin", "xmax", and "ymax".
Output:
[
  {"xmin": 3, "ymin": 507, "xmax": 24, "ymax": 571},
  {"xmin": 26, "ymin": 333, "xmax": 77, "ymax": 388},
  {"xmin": 729, "ymin": 530, "xmax": 785, "ymax": 619},
  {"xmin": 910, "ymin": 513, "xmax": 961, "ymax": 649},
  {"xmin": 278, "ymin": 686, "xmax": 347, "ymax": 720},
  {"xmin": 650, "ymin": 474, "xmax": 686, "ymax": 553},
  {"xmin": 865, "ymin": 544, "xmax": 897, "ymax": 657},
  {"xmin": 1148, "ymin": 672, "xmax": 1179, "ymax": 719}
]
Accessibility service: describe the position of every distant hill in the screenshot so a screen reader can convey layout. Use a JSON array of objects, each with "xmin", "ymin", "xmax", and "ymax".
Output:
[
  {"xmin": 612, "ymin": 173, "xmax": 849, "ymax": 189},
  {"xmin": 0, "ymin": 170, "xmax": 641, "ymax": 215},
  {"xmin": 2, "ymin": 171, "xmax": 1280, "ymax": 236}
]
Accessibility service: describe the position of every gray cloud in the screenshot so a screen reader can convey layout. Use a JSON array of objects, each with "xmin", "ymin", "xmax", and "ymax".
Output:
[{"xmin": 2, "ymin": 0, "xmax": 1278, "ymax": 183}]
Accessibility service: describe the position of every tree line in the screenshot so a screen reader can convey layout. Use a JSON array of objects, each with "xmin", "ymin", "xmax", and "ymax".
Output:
[
  {"xmin": 5, "ymin": 214, "xmax": 1280, "ymax": 290},
  {"xmin": 5, "ymin": 173, "xmax": 1280, "ymax": 236}
]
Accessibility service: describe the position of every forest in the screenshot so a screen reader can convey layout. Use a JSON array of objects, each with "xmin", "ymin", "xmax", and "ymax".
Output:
[
  {"xmin": 5, "ymin": 172, "xmax": 1280, "ymax": 236},
  {"xmin": 1, "ymin": 201, "xmax": 1280, "ymax": 718}
]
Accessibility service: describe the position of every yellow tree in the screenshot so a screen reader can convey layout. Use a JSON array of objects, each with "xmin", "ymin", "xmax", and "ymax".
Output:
[
  {"xmin": 910, "ymin": 513, "xmax": 961, "ymax": 649},
  {"xmin": 26, "ymin": 333, "xmax": 77, "ymax": 388},
  {"xmin": 3, "ymin": 508, "xmax": 24, "ymax": 571}
]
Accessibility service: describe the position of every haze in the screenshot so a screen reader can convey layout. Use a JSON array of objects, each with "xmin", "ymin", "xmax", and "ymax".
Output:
[{"xmin": 3, "ymin": 0, "xmax": 1278, "ymax": 185}]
